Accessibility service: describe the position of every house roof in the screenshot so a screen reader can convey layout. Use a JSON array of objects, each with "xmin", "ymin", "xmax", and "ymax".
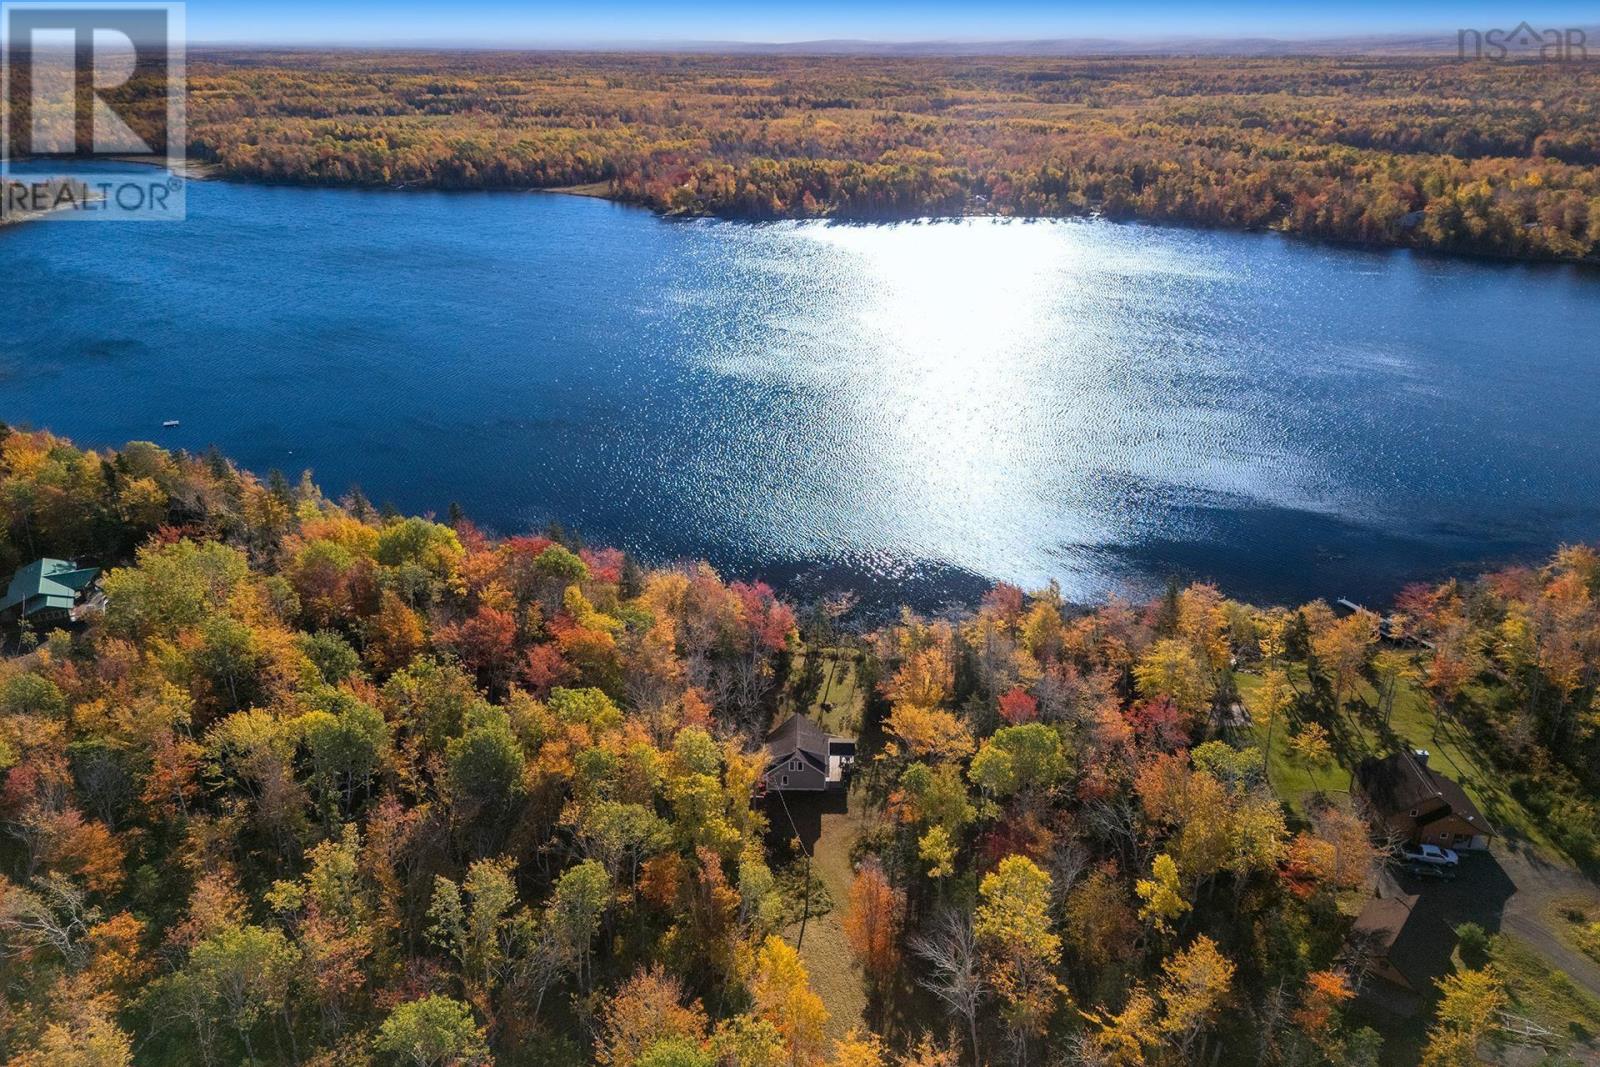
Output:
[
  {"xmin": 1350, "ymin": 892, "xmax": 1430, "ymax": 993},
  {"xmin": 1355, "ymin": 752, "xmax": 1496, "ymax": 837},
  {"xmin": 1420, "ymin": 772, "xmax": 1494, "ymax": 835},
  {"xmin": 0, "ymin": 559, "xmax": 100, "ymax": 616},
  {"xmin": 765, "ymin": 713, "xmax": 835, "ymax": 762},
  {"xmin": 1351, "ymin": 893, "xmax": 1419, "ymax": 954}
]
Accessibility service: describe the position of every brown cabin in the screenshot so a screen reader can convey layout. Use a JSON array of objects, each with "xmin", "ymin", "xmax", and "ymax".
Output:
[
  {"xmin": 1354, "ymin": 750, "xmax": 1495, "ymax": 851},
  {"xmin": 1349, "ymin": 892, "xmax": 1425, "ymax": 992}
]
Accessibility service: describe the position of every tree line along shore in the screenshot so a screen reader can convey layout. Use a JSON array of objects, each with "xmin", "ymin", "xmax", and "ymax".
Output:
[{"xmin": 170, "ymin": 51, "xmax": 1600, "ymax": 263}]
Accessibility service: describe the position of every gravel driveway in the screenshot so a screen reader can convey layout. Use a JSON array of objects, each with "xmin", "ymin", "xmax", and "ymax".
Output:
[{"xmin": 1381, "ymin": 839, "xmax": 1600, "ymax": 999}]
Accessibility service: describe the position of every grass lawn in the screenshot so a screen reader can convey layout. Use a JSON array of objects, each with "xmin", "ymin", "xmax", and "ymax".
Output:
[
  {"xmin": 1478, "ymin": 934, "xmax": 1600, "ymax": 1052},
  {"xmin": 1545, "ymin": 895, "xmax": 1600, "ymax": 967},
  {"xmin": 1236, "ymin": 666, "xmax": 1558, "ymax": 856},
  {"xmin": 782, "ymin": 647, "xmax": 866, "ymax": 738},
  {"xmin": 1235, "ymin": 670, "xmax": 1326, "ymax": 820},
  {"xmin": 780, "ymin": 786, "xmax": 869, "ymax": 1044}
]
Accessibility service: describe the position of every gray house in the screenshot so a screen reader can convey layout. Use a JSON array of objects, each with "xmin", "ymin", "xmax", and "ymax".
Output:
[{"xmin": 763, "ymin": 713, "xmax": 855, "ymax": 792}]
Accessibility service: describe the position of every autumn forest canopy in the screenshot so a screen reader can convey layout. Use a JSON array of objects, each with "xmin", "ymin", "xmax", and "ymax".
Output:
[
  {"xmin": 2, "ymin": 424, "xmax": 1600, "ymax": 1066},
  {"xmin": 181, "ymin": 51, "xmax": 1600, "ymax": 261}
]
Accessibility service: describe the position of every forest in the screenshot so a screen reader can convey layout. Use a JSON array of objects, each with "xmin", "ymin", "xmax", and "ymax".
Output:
[
  {"xmin": 179, "ymin": 51, "xmax": 1600, "ymax": 261},
  {"xmin": 1, "ymin": 425, "xmax": 1599, "ymax": 1066}
]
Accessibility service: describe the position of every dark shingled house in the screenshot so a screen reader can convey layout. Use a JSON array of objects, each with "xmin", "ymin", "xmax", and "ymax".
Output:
[
  {"xmin": 1350, "ymin": 892, "xmax": 1426, "ymax": 993},
  {"xmin": 0, "ymin": 559, "xmax": 102, "ymax": 628},
  {"xmin": 1354, "ymin": 750, "xmax": 1495, "ymax": 851},
  {"xmin": 763, "ymin": 713, "xmax": 855, "ymax": 793},
  {"xmin": 1344, "ymin": 895, "xmax": 1433, "ymax": 1017}
]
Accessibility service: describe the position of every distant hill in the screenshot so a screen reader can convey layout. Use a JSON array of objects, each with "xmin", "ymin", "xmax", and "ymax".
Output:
[{"xmin": 614, "ymin": 29, "xmax": 1600, "ymax": 57}]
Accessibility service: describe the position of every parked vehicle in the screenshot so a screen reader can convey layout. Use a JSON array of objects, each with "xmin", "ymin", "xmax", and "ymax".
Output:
[
  {"xmin": 1402, "ymin": 844, "xmax": 1459, "ymax": 867},
  {"xmin": 1403, "ymin": 863, "xmax": 1456, "ymax": 881}
]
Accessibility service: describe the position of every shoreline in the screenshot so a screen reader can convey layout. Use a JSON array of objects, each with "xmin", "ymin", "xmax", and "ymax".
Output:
[
  {"xmin": 94, "ymin": 156, "xmax": 222, "ymax": 181},
  {"xmin": 0, "ymin": 415, "xmax": 1573, "ymax": 624},
  {"xmin": 10, "ymin": 155, "xmax": 220, "ymax": 181},
  {"xmin": 0, "ymin": 178, "xmax": 102, "ymax": 227},
  {"xmin": 7, "ymin": 143, "xmax": 1554, "ymax": 266},
  {"xmin": 183, "ymin": 168, "xmax": 1600, "ymax": 271}
]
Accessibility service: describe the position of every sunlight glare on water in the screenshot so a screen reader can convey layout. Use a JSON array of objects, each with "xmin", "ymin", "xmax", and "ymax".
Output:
[
  {"xmin": 4, "ymin": 182, "xmax": 1600, "ymax": 611},
  {"xmin": 675, "ymin": 218, "xmax": 1337, "ymax": 596}
]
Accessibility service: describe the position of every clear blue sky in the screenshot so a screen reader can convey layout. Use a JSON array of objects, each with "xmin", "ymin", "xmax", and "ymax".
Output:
[{"xmin": 185, "ymin": 1, "xmax": 1598, "ymax": 46}]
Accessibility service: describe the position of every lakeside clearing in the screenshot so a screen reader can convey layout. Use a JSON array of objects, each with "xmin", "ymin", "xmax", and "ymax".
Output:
[
  {"xmin": 775, "ymin": 648, "xmax": 872, "ymax": 1041},
  {"xmin": 1237, "ymin": 667, "xmax": 1558, "ymax": 856},
  {"xmin": 544, "ymin": 181, "xmax": 614, "ymax": 198}
]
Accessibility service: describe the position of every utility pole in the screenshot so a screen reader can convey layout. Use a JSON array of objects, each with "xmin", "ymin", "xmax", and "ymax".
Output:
[{"xmin": 797, "ymin": 845, "xmax": 812, "ymax": 950}]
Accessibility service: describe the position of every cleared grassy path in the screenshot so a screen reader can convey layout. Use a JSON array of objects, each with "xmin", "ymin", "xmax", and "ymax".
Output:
[{"xmin": 784, "ymin": 788, "xmax": 869, "ymax": 1043}]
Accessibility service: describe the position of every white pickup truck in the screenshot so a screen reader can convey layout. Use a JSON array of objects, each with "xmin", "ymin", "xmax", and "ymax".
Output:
[{"xmin": 1402, "ymin": 844, "xmax": 1460, "ymax": 867}]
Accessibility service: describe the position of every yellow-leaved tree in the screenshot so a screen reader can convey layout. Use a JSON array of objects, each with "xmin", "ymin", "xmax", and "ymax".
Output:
[
  {"xmin": 1135, "ymin": 853, "xmax": 1190, "ymax": 934},
  {"xmin": 1134, "ymin": 639, "xmax": 1212, "ymax": 719},
  {"xmin": 1158, "ymin": 935, "xmax": 1236, "ymax": 1060},
  {"xmin": 974, "ymin": 855, "xmax": 1062, "ymax": 1047},
  {"xmin": 749, "ymin": 935, "xmax": 830, "ymax": 1067},
  {"xmin": 1421, "ymin": 966, "xmax": 1506, "ymax": 1067}
]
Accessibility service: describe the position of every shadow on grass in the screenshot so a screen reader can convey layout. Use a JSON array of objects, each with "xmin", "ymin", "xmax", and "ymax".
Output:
[{"xmin": 765, "ymin": 787, "xmax": 851, "ymax": 858}]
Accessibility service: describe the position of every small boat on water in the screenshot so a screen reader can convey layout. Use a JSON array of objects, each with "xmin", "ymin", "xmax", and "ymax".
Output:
[{"xmin": 162, "ymin": 420, "xmax": 180, "ymax": 428}]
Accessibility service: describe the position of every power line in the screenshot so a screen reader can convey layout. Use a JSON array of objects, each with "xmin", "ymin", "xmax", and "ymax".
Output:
[{"xmin": 771, "ymin": 777, "xmax": 819, "ymax": 953}]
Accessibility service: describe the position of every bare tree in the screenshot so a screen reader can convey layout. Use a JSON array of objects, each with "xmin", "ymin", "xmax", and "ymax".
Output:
[
  {"xmin": 0, "ymin": 874, "xmax": 97, "ymax": 971},
  {"xmin": 1048, "ymin": 840, "xmax": 1091, "ymax": 911},
  {"xmin": 910, "ymin": 907, "xmax": 985, "ymax": 1065},
  {"xmin": 1052, "ymin": 1032, "xmax": 1110, "ymax": 1067},
  {"xmin": 512, "ymin": 918, "xmax": 566, "ymax": 1026},
  {"xmin": 1083, "ymin": 797, "xmax": 1149, "ymax": 873},
  {"xmin": 1340, "ymin": 930, "xmax": 1383, "ymax": 996},
  {"xmin": 1251, "ymin": 981, "xmax": 1289, "ymax": 1066},
  {"xmin": 727, "ymin": 653, "xmax": 774, "ymax": 737},
  {"xmin": 72, "ymin": 746, "xmax": 133, "ymax": 829},
  {"xmin": 622, "ymin": 656, "xmax": 679, "ymax": 746}
]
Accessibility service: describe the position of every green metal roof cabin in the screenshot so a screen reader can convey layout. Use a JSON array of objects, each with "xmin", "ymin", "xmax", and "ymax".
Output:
[{"xmin": 0, "ymin": 559, "xmax": 102, "ymax": 626}]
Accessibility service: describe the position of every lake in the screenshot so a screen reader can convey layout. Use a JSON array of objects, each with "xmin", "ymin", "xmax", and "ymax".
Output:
[{"xmin": 4, "ymin": 172, "xmax": 1599, "ymax": 612}]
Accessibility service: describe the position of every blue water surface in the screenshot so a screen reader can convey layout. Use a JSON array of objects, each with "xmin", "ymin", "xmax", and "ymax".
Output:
[{"xmin": 4, "ymin": 170, "xmax": 1598, "ymax": 611}]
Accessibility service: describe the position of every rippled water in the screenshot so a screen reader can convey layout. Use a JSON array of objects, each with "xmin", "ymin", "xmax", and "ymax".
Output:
[{"xmin": 4, "ymin": 174, "xmax": 1599, "ymax": 610}]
